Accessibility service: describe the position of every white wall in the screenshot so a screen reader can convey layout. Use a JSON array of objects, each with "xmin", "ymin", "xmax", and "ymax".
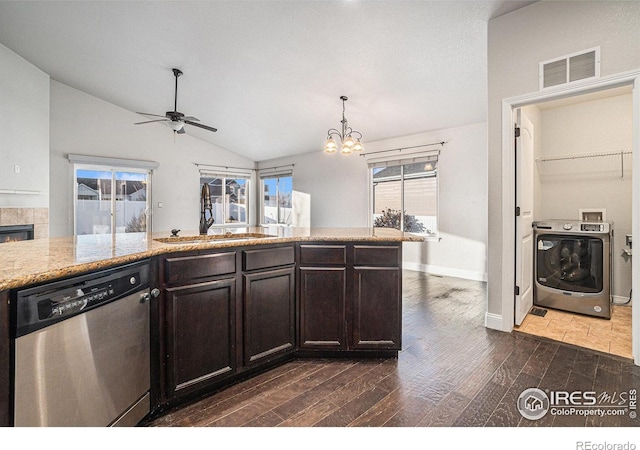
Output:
[
  {"xmin": 487, "ymin": 1, "xmax": 640, "ymax": 320},
  {"xmin": 0, "ymin": 43, "xmax": 49, "ymax": 208},
  {"xmin": 366, "ymin": 122, "xmax": 488, "ymax": 281},
  {"xmin": 258, "ymin": 122, "xmax": 488, "ymax": 281},
  {"xmin": 536, "ymin": 93, "xmax": 632, "ymax": 299},
  {"xmin": 49, "ymin": 81, "xmax": 255, "ymax": 237},
  {"xmin": 256, "ymin": 150, "xmax": 370, "ymax": 228}
]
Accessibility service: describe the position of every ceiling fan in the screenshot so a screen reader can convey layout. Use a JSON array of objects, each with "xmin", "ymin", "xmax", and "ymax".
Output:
[{"xmin": 134, "ymin": 68, "xmax": 217, "ymax": 134}]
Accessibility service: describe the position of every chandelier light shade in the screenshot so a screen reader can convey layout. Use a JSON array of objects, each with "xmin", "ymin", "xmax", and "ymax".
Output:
[{"xmin": 324, "ymin": 96, "xmax": 364, "ymax": 155}]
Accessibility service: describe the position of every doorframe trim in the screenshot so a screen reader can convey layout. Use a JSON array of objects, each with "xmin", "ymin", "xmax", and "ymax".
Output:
[{"xmin": 498, "ymin": 69, "xmax": 640, "ymax": 365}]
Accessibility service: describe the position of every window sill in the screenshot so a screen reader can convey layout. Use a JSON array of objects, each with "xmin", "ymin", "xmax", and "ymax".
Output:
[{"xmin": 406, "ymin": 235, "xmax": 440, "ymax": 243}]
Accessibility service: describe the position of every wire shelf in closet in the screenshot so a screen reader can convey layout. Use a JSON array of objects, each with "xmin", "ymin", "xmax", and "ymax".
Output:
[{"xmin": 536, "ymin": 150, "xmax": 632, "ymax": 177}]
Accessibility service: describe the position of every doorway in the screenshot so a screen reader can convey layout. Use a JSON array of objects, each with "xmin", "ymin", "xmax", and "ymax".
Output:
[{"xmin": 498, "ymin": 70, "xmax": 640, "ymax": 365}]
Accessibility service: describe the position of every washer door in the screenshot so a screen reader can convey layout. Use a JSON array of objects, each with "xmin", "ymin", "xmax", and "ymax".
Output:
[{"xmin": 536, "ymin": 234, "xmax": 603, "ymax": 294}]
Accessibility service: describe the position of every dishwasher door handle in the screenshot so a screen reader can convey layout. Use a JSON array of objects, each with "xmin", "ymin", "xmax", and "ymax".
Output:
[{"xmin": 141, "ymin": 288, "xmax": 160, "ymax": 303}]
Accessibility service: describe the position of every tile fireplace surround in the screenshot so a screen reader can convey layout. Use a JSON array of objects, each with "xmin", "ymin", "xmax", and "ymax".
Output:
[{"xmin": 0, "ymin": 208, "xmax": 49, "ymax": 240}]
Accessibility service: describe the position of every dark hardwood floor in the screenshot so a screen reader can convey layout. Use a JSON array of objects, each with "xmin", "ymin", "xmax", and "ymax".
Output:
[{"xmin": 147, "ymin": 270, "xmax": 639, "ymax": 428}]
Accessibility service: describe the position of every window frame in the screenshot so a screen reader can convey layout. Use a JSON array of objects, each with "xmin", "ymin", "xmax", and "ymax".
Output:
[
  {"xmin": 199, "ymin": 169, "xmax": 252, "ymax": 228},
  {"xmin": 73, "ymin": 163, "xmax": 152, "ymax": 236},
  {"xmin": 368, "ymin": 153, "xmax": 439, "ymax": 238},
  {"xmin": 259, "ymin": 170, "xmax": 293, "ymax": 226}
]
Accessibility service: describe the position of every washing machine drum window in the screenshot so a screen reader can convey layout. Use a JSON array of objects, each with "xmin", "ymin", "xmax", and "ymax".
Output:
[{"xmin": 536, "ymin": 235, "xmax": 603, "ymax": 294}]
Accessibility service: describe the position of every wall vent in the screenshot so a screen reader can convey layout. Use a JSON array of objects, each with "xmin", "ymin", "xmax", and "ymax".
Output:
[{"xmin": 539, "ymin": 47, "xmax": 600, "ymax": 90}]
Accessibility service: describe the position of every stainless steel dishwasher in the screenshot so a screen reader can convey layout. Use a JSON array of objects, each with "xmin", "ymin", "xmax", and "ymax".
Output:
[{"xmin": 13, "ymin": 260, "xmax": 152, "ymax": 427}]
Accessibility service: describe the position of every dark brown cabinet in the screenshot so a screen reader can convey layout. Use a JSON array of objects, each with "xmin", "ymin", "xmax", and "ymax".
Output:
[
  {"xmin": 297, "ymin": 242, "xmax": 402, "ymax": 353},
  {"xmin": 242, "ymin": 245, "xmax": 296, "ymax": 367},
  {"xmin": 0, "ymin": 290, "xmax": 9, "ymax": 427},
  {"xmin": 298, "ymin": 244, "xmax": 348, "ymax": 350},
  {"xmin": 352, "ymin": 244, "xmax": 402, "ymax": 350},
  {"xmin": 299, "ymin": 267, "xmax": 347, "ymax": 350},
  {"xmin": 352, "ymin": 267, "xmax": 401, "ymax": 350},
  {"xmin": 164, "ymin": 277, "xmax": 236, "ymax": 398},
  {"xmin": 243, "ymin": 266, "xmax": 295, "ymax": 366},
  {"xmin": 154, "ymin": 240, "xmax": 401, "ymax": 413},
  {"xmin": 159, "ymin": 250, "xmax": 239, "ymax": 401}
]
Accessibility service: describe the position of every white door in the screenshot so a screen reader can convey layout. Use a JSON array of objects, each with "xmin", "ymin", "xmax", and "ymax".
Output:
[{"xmin": 514, "ymin": 108, "xmax": 535, "ymax": 326}]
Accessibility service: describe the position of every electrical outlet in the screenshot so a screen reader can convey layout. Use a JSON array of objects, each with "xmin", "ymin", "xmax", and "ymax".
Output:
[
  {"xmin": 14, "ymin": 165, "xmax": 20, "ymax": 174},
  {"xmin": 158, "ymin": 202, "xmax": 163, "ymax": 208}
]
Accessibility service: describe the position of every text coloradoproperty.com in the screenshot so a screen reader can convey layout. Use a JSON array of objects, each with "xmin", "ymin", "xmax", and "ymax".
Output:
[{"xmin": 552, "ymin": 407, "xmax": 629, "ymax": 417}]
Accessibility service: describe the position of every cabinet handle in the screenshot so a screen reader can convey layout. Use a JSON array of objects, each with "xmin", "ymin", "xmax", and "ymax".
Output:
[{"xmin": 151, "ymin": 288, "xmax": 161, "ymax": 298}]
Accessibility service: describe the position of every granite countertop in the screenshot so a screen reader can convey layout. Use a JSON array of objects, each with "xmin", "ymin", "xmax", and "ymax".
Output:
[{"xmin": 0, "ymin": 227, "xmax": 423, "ymax": 291}]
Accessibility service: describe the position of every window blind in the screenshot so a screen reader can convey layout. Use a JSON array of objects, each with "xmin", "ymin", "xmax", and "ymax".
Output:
[
  {"xmin": 199, "ymin": 167, "xmax": 253, "ymax": 179},
  {"xmin": 258, "ymin": 165, "xmax": 294, "ymax": 179},
  {"xmin": 367, "ymin": 151, "xmax": 439, "ymax": 169},
  {"xmin": 68, "ymin": 153, "xmax": 159, "ymax": 170}
]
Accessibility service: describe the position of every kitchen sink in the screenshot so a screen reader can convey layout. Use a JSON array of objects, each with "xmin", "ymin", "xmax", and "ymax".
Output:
[{"xmin": 154, "ymin": 233, "xmax": 274, "ymax": 245}]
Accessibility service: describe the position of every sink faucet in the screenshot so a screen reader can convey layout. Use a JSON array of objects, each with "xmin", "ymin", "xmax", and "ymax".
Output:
[{"xmin": 199, "ymin": 183, "xmax": 215, "ymax": 235}]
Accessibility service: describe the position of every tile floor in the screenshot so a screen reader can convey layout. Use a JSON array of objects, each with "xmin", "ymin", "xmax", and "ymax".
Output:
[{"xmin": 515, "ymin": 304, "xmax": 633, "ymax": 359}]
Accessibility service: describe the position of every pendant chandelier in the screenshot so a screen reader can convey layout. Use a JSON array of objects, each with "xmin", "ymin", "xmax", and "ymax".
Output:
[{"xmin": 324, "ymin": 96, "xmax": 364, "ymax": 155}]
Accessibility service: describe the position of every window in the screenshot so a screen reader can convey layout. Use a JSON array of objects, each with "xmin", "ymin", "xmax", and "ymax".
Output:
[
  {"xmin": 74, "ymin": 166, "xmax": 151, "ymax": 235},
  {"xmin": 260, "ymin": 170, "xmax": 293, "ymax": 225},
  {"xmin": 370, "ymin": 155, "xmax": 438, "ymax": 237},
  {"xmin": 200, "ymin": 170, "xmax": 251, "ymax": 226}
]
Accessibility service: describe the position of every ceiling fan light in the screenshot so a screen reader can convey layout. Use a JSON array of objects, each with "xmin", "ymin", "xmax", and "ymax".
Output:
[
  {"xmin": 352, "ymin": 139, "xmax": 364, "ymax": 152},
  {"xmin": 324, "ymin": 137, "xmax": 337, "ymax": 153},
  {"xmin": 168, "ymin": 121, "xmax": 184, "ymax": 131}
]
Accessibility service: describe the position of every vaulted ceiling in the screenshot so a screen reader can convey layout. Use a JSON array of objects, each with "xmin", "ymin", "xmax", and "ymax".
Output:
[{"xmin": 0, "ymin": 1, "xmax": 535, "ymax": 161}]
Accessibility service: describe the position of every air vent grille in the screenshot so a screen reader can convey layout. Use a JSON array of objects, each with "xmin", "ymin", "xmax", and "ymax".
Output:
[{"xmin": 540, "ymin": 47, "xmax": 600, "ymax": 90}]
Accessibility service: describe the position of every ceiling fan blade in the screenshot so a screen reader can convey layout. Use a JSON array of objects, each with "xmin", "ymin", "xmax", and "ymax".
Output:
[
  {"xmin": 184, "ymin": 120, "xmax": 217, "ymax": 133},
  {"xmin": 182, "ymin": 116, "xmax": 199, "ymax": 122},
  {"xmin": 134, "ymin": 119, "xmax": 169, "ymax": 125},
  {"xmin": 136, "ymin": 112, "xmax": 167, "ymax": 118}
]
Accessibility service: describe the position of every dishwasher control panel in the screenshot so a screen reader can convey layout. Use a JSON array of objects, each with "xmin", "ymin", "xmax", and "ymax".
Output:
[
  {"xmin": 38, "ymin": 281, "xmax": 120, "ymax": 320},
  {"xmin": 14, "ymin": 260, "xmax": 150, "ymax": 337}
]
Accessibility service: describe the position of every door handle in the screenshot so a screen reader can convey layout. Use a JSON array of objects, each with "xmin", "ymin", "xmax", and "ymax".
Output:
[{"xmin": 141, "ymin": 288, "xmax": 160, "ymax": 303}]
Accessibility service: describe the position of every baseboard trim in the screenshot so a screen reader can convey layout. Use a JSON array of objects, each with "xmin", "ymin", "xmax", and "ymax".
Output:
[
  {"xmin": 403, "ymin": 262, "xmax": 487, "ymax": 282},
  {"xmin": 485, "ymin": 312, "xmax": 507, "ymax": 331},
  {"xmin": 612, "ymin": 294, "xmax": 632, "ymax": 306}
]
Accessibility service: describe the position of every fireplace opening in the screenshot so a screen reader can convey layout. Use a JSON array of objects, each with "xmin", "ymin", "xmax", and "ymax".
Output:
[{"xmin": 0, "ymin": 225, "xmax": 34, "ymax": 243}]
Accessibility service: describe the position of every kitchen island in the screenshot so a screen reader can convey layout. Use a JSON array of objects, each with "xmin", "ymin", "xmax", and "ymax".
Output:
[
  {"xmin": 0, "ymin": 227, "xmax": 421, "ymax": 291},
  {"xmin": 0, "ymin": 227, "xmax": 422, "ymax": 426}
]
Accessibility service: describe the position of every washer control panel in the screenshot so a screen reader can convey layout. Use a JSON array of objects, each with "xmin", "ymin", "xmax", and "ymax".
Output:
[
  {"xmin": 533, "ymin": 221, "xmax": 611, "ymax": 235},
  {"xmin": 581, "ymin": 223, "xmax": 606, "ymax": 232}
]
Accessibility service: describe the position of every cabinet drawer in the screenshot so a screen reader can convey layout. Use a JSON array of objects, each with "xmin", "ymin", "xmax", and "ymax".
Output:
[
  {"xmin": 353, "ymin": 245, "xmax": 400, "ymax": 266},
  {"xmin": 243, "ymin": 245, "xmax": 295, "ymax": 271},
  {"xmin": 299, "ymin": 245, "xmax": 347, "ymax": 265},
  {"xmin": 164, "ymin": 251, "xmax": 236, "ymax": 284}
]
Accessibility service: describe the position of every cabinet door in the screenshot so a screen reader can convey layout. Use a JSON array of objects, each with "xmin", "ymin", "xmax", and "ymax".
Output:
[
  {"xmin": 164, "ymin": 278, "xmax": 236, "ymax": 398},
  {"xmin": 299, "ymin": 267, "xmax": 347, "ymax": 350},
  {"xmin": 0, "ymin": 290, "xmax": 8, "ymax": 426},
  {"xmin": 352, "ymin": 267, "xmax": 401, "ymax": 350},
  {"xmin": 243, "ymin": 267, "xmax": 295, "ymax": 367}
]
